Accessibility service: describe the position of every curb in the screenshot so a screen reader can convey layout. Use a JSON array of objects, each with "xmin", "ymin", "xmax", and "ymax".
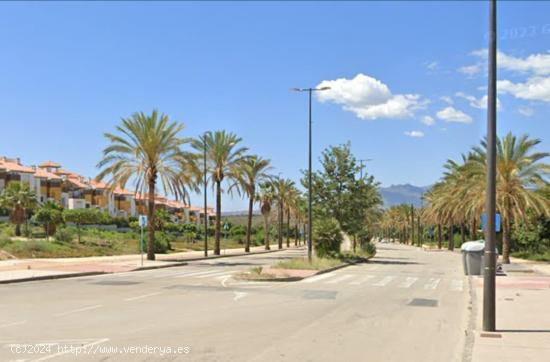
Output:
[
  {"xmin": 238, "ymin": 256, "xmax": 371, "ymax": 283},
  {"xmin": 132, "ymin": 262, "xmax": 188, "ymax": 272},
  {"xmin": 159, "ymin": 247, "xmax": 300, "ymax": 263},
  {"xmin": 0, "ymin": 247, "xmax": 302, "ymax": 284},
  {"xmin": 0, "ymin": 271, "xmax": 107, "ymax": 285}
]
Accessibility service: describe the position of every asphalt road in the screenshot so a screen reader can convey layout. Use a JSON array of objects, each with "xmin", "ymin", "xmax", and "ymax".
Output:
[{"xmin": 0, "ymin": 244, "xmax": 469, "ymax": 362}]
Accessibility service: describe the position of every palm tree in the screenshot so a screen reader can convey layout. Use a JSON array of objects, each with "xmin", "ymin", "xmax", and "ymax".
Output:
[
  {"xmin": 96, "ymin": 110, "xmax": 188, "ymax": 260},
  {"xmin": 468, "ymin": 133, "xmax": 550, "ymax": 263},
  {"xmin": 0, "ymin": 182, "xmax": 38, "ymax": 236},
  {"xmin": 234, "ymin": 156, "xmax": 272, "ymax": 252},
  {"xmin": 258, "ymin": 181, "xmax": 275, "ymax": 250},
  {"xmin": 273, "ymin": 177, "xmax": 296, "ymax": 249},
  {"xmin": 193, "ymin": 131, "xmax": 248, "ymax": 255}
]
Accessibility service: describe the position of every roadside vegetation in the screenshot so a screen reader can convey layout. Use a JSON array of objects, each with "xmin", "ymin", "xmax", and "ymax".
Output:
[{"xmin": 378, "ymin": 133, "xmax": 549, "ymax": 264}]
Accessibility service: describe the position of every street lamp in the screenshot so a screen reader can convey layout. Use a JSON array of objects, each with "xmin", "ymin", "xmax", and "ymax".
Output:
[
  {"xmin": 483, "ymin": 0, "xmax": 498, "ymax": 332},
  {"xmin": 291, "ymin": 86, "xmax": 331, "ymax": 262},
  {"xmin": 359, "ymin": 159, "xmax": 373, "ymax": 179}
]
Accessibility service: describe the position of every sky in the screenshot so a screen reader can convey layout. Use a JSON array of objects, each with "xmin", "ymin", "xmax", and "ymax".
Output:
[{"xmin": 1, "ymin": 1, "xmax": 549, "ymax": 211}]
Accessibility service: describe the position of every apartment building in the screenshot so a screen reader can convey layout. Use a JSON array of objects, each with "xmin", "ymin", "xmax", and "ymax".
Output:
[{"xmin": 0, "ymin": 156, "xmax": 213, "ymax": 223}]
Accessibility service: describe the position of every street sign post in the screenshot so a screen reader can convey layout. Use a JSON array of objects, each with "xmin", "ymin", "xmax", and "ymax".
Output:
[{"xmin": 138, "ymin": 215, "xmax": 147, "ymax": 267}]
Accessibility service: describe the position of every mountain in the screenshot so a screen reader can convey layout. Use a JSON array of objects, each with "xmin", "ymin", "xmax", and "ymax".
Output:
[{"xmin": 379, "ymin": 184, "xmax": 431, "ymax": 208}]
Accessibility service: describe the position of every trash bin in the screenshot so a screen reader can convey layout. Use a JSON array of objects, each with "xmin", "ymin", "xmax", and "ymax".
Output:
[
  {"xmin": 461, "ymin": 240, "xmax": 500, "ymax": 276},
  {"xmin": 461, "ymin": 241, "xmax": 485, "ymax": 275}
]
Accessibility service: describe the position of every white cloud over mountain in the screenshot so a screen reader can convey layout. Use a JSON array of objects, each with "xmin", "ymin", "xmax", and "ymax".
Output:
[{"xmin": 316, "ymin": 73, "xmax": 427, "ymax": 120}]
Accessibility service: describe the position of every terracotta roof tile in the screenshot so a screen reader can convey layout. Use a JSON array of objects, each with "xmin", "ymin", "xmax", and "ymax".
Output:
[
  {"xmin": 33, "ymin": 168, "xmax": 62, "ymax": 180},
  {"xmin": 38, "ymin": 161, "xmax": 61, "ymax": 168}
]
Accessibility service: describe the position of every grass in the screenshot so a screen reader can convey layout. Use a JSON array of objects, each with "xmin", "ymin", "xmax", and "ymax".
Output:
[
  {"xmin": 273, "ymin": 257, "xmax": 344, "ymax": 271},
  {"xmin": 511, "ymin": 251, "xmax": 550, "ymax": 262}
]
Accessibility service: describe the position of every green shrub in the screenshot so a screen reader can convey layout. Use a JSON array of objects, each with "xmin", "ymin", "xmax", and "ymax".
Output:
[
  {"xmin": 360, "ymin": 241, "xmax": 377, "ymax": 257},
  {"xmin": 230, "ymin": 224, "xmax": 246, "ymax": 243},
  {"xmin": 313, "ymin": 218, "xmax": 343, "ymax": 258},
  {"xmin": 154, "ymin": 232, "xmax": 173, "ymax": 253},
  {"xmin": 55, "ymin": 228, "xmax": 75, "ymax": 243}
]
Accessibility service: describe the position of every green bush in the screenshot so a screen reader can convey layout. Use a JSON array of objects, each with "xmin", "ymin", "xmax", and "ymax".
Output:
[
  {"xmin": 154, "ymin": 232, "xmax": 173, "ymax": 253},
  {"xmin": 55, "ymin": 228, "xmax": 75, "ymax": 243},
  {"xmin": 230, "ymin": 224, "xmax": 247, "ymax": 243},
  {"xmin": 313, "ymin": 218, "xmax": 343, "ymax": 258},
  {"xmin": 360, "ymin": 241, "xmax": 377, "ymax": 257}
]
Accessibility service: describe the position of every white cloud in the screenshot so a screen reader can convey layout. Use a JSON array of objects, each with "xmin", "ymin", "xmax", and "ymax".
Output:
[
  {"xmin": 404, "ymin": 130, "xmax": 424, "ymax": 138},
  {"xmin": 316, "ymin": 73, "xmax": 426, "ymax": 120},
  {"xmin": 455, "ymin": 92, "xmax": 501, "ymax": 109},
  {"xmin": 466, "ymin": 50, "xmax": 550, "ymax": 103},
  {"xmin": 518, "ymin": 106, "xmax": 534, "ymax": 117},
  {"xmin": 440, "ymin": 96, "xmax": 453, "ymax": 104},
  {"xmin": 421, "ymin": 115, "xmax": 435, "ymax": 126},
  {"xmin": 426, "ymin": 61, "xmax": 438, "ymax": 71},
  {"xmin": 498, "ymin": 77, "xmax": 550, "ymax": 102},
  {"xmin": 436, "ymin": 106, "xmax": 473, "ymax": 124},
  {"xmin": 458, "ymin": 63, "xmax": 482, "ymax": 76}
]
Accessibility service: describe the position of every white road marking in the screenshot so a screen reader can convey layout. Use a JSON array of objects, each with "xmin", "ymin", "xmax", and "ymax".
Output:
[
  {"xmin": 424, "ymin": 278, "xmax": 441, "ymax": 290},
  {"xmin": 233, "ymin": 292, "xmax": 247, "ymax": 301},
  {"xmin": 29, "ymin": 338, "xmax": 109, "ymax": 362},
  {"xmin": 301, "ymin": 273, "xmax": 337, "ymax": 283},
  {"xmin": 349, "ymin": 275, "xmax": 375, "ymax": 285},
  {"xmin": 326, "ymin": 274, "xmax": 354, "ymax": 284},
  {"xmin": 221, "ymin": 276, "xmax": 231, "ymax": 288},
  {"xmin": 213, "ymin": 273, "xmax": 234, "ymax": 280},
  {"xmin": 53, "ymin": 304, "xmax": 102, "ymax": 317},
  {"xmin": 196, "ymin": 271, "xmax": 235, "ymax": 278},
  {"xmin": 176, "ymin": 270, "xmax": 225, "ymax": 278},
  {"xmin": 373, "ymin": 276, "xmax": 396, "ymax": 287},
  {"xmin": 398, "ymin": 277, "xmax": 418, "ymax": 289},
  {"xmin": 451, "ymin": 279, "xmax": 464, "ymax": 291},
  {"xmin": 0, "ymin": 320, "xmax": 27, "ymax": 329},
  {"xmin": 124, "ymin": 292, "xmax": 163, "ymax": 302}
]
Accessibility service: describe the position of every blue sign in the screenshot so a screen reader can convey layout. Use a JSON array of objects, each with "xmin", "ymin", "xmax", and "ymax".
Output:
[
  {"xmin": 138, "ymin": 215, "xmax": 148, "ymax": 228},
  {"xmin": 481, "ymin": 213, "xmax": 501, "ymax": 232}
]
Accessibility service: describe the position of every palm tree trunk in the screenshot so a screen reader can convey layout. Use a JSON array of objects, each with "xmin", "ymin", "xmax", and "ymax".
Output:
[
  {"xmin": 502, "ymin": 217, "xmax": 511, "ymax": 264},
  {"xmin": 437, "ymin": 224, "xmax": 442, "ymax": 249},
  {"xmin": 471, "ymin": 218, "xmax": 477, "ymax": 240},
  {"xmin": 286, "ymin": 208, "xmax": 290, "ymax": 248},
  {"xmin": 245, "ymin": 196, "xmax": 253, "ymax": 253},
  {"xmin": 147, "ymin": 176, "xmax": 156, "ymax": 261},
  {"xmin": 263, "ymin": 214, "xmax": 270, "ymax": 250},
  {"xmin": 15, "ymin": 223, "xmax": 21, "ymax": 237},
  {"xmin": 294, "ymin": 222, "xmax": 299, "ymax": 246},
  {"xmin": 215, "ymin": 180, "xmax": 222, "ymax": 255},
  {"xmin": 448, "ymin": 224, "xmax": 454, "ymax": 251},
  {"xmin": 278, "ymin": 202, "xmax": 283, "ymax": 249}
]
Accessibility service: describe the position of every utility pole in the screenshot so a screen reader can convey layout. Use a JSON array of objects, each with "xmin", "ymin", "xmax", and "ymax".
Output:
[
  {"xmin": 358, "ymin": 159, "xmax": 372, "ymax": 179},
  {"xmin": 483, "ymin": 0, "xmax": 498, "ymax": 333}
]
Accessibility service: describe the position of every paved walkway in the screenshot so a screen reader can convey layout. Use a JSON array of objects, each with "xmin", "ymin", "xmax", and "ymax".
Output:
[
  {"xmin": 471, "ymin": 258, "xmax": 550, "ymax": 362},
  {"xmin": 0, "ymin": 243, "xmax": 294, "ymax": 282}
]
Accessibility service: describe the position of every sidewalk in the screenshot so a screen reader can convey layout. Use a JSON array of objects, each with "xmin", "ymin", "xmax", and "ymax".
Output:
[
  {"xmin": 470, "ymin": 258, "xmax": 550, "ymax": 362},
  {"xmin": 0, "ymin": 244, "xmax": 297, "ymax": 283}
]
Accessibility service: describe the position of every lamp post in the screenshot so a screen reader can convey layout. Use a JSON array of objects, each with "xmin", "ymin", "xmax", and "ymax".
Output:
[
  {"xmin": 359, "ymin": 159, "xmax": 373, "ymax": 179},
  {"xmin": 291, "ymin": 86, "xmax": 331, "ymax": 262},
  {"xmin": 483, "ymin": 0, "xmax": 497, "ymax": 332},
  {"xmin": 203, "ymin": 133, "xmax": 208, "ymax": 257}
]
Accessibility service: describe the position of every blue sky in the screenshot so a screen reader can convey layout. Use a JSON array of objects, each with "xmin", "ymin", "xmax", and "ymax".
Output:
[{"xmin": 1, "ymin": 1, "xmax": 549, "ymax": 211}]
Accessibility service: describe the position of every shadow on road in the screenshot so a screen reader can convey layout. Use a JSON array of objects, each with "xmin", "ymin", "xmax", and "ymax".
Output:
[
  {"xmin": 498, "ymin": 329, "xmax": 550, "ymax": 333},
  {"xmin": 370, "ymin": 259, "xmax": 422, "ymax": 266}
]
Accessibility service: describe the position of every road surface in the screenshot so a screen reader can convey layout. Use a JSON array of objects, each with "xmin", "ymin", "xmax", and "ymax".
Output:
[{"xmin": 0, "ymin": 244, "xmax": 469, "ymax": 361}]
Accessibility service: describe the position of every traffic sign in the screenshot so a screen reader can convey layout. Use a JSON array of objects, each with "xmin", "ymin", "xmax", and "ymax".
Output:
[
  {"xmin": 481, "ymin": 213, "xmax": 501, "ymax": 232},
  {"xmin": 139, "ymin": 215, "xmax": 148, "ymax": 228}
]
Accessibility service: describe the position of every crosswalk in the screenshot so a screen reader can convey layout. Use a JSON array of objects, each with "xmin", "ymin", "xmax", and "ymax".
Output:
[
  {"xmin": 144, "ymin": 266, "xmax": 466, "ymax": 293},
  {"xmin": 300, "ymin": 273, "xmax": 464, "ymax": 292}
]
